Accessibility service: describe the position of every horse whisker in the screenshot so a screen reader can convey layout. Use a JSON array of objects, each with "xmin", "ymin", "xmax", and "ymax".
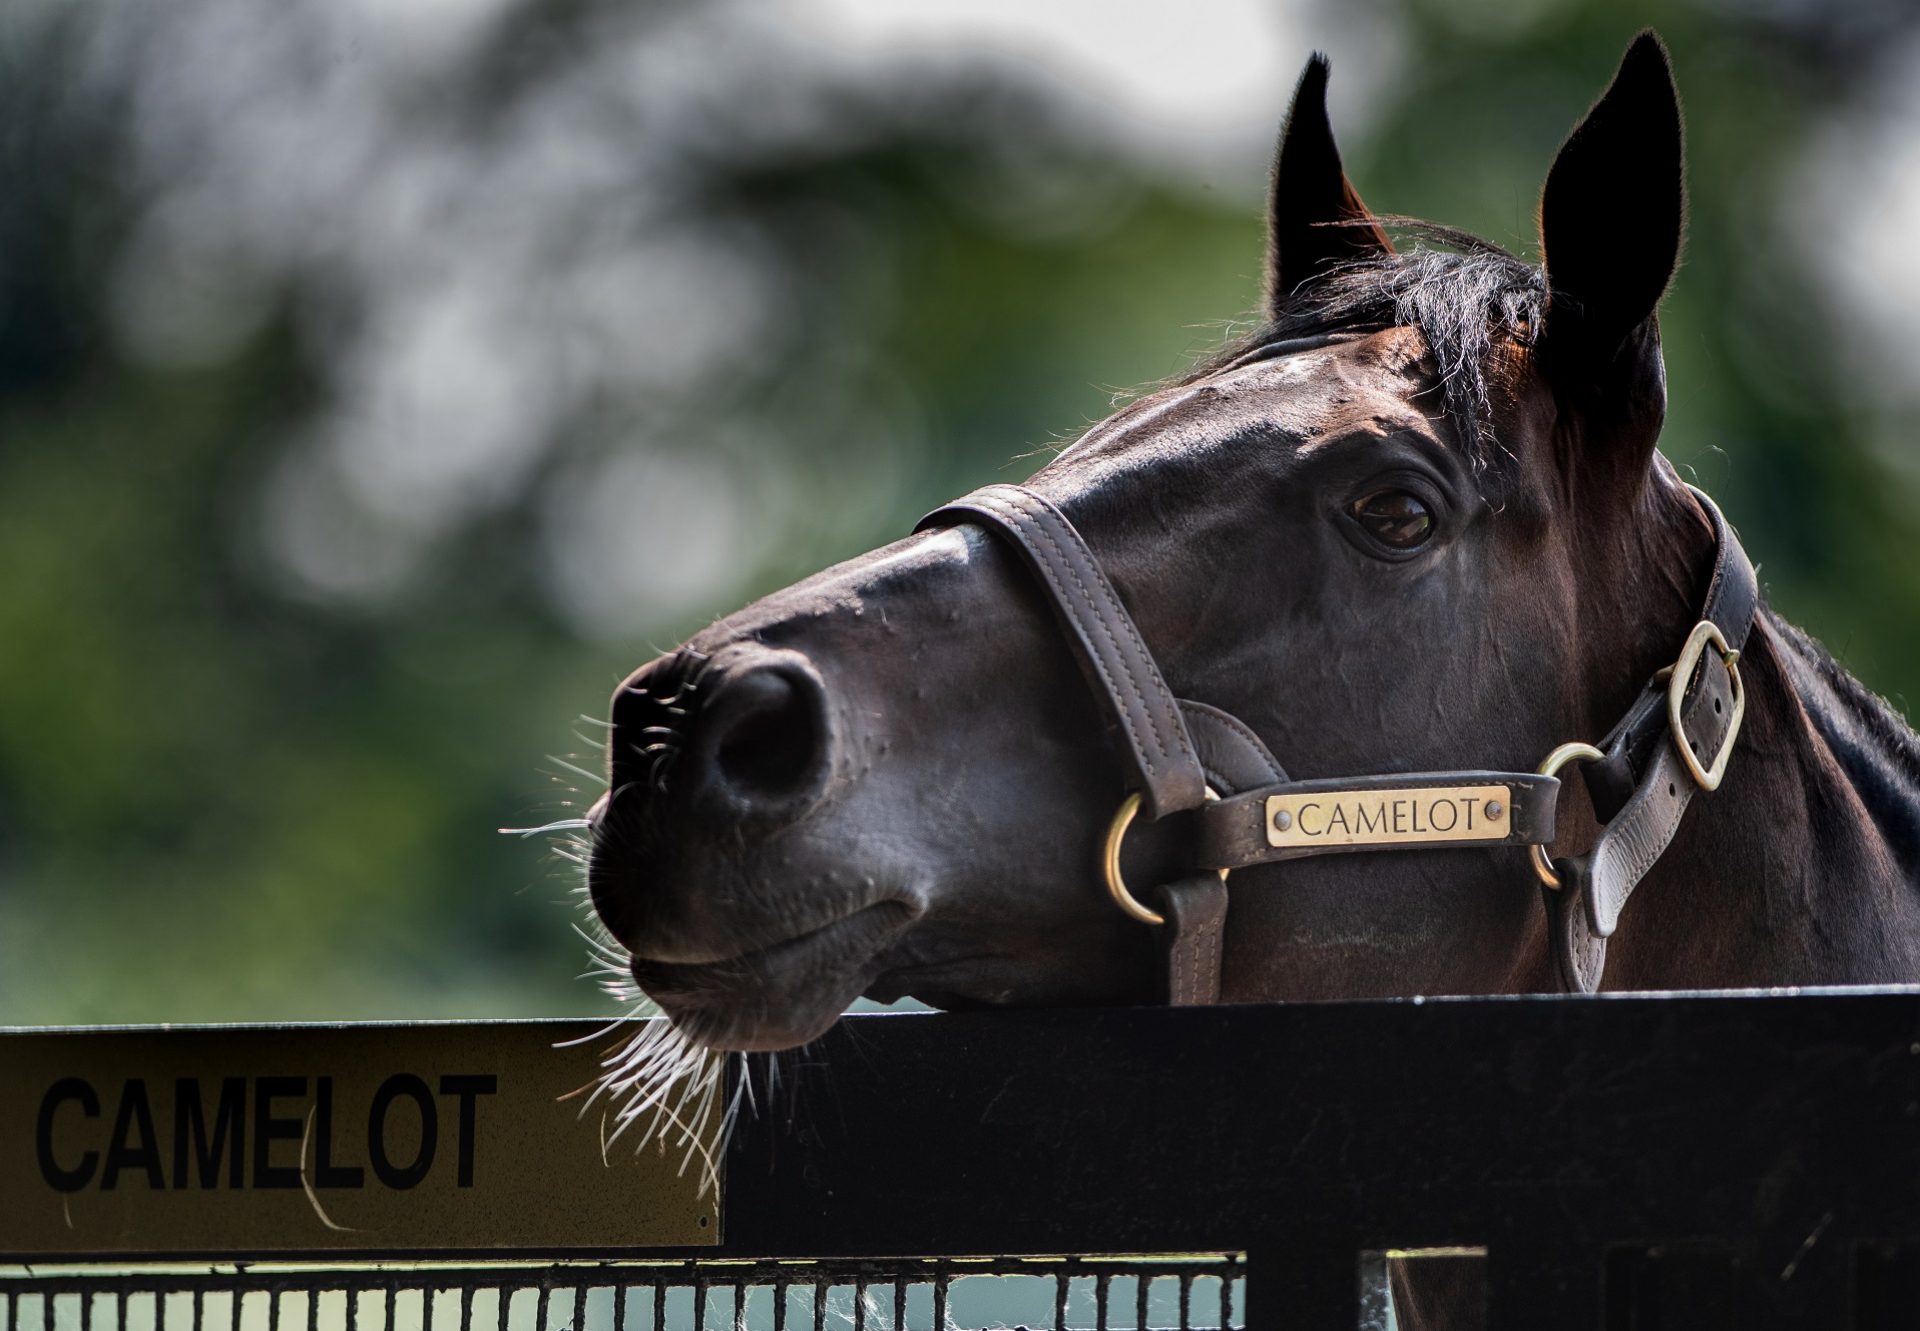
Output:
[
  {"xmin": 545, "ymin": 755, "xmax": 610, "ymax": 788},
  {"xmin": 498, "ymin": 817, "xmax": 594, "ymax": 838}
]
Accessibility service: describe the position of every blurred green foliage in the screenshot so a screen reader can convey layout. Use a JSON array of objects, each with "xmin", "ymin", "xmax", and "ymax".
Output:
[{"xmin": 2, "ymin": 0, "xmax": 1917, "ymax": 1022}]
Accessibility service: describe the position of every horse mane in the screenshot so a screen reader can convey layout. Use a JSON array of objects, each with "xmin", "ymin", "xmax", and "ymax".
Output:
[
  {"xmin": 1767, "ymin": 607, "xmax": 1920, "ymax": 790},
  {"xmin": 1195, "ymin": 221, "xmax": 1547, "ymax": 469}
]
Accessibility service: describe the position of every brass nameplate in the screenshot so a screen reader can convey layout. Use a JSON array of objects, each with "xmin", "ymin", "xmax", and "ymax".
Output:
[
  {"xmin": 1265, "ymin": 785, "xmax": 1511, "ymax": 849},
  {"xmin": 0, "ymin": 1021, "xmax": 719, "ymax": 1259}
]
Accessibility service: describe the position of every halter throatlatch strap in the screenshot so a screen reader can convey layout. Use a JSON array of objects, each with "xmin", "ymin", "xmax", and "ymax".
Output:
[
  {"xmin": 1543, "ymin": 486, "xmax": 1759, "ymax": 993},
  {"xmin": 918, "ymin": 484, "xmax": 1210, "ymax": 821}
]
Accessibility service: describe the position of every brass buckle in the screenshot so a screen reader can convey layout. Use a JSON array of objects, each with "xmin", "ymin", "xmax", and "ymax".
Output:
[
  {"xmin": 1530, "ymin": 742, "xmax": 1607, "ymax": 889},
  {"xmin": 1103, "ymin": 788, "xmax": 1227, "ymax": 926},
  {"xmin": 1666, "ymin": 620, "xmax": 1744, "ymax": 793}
]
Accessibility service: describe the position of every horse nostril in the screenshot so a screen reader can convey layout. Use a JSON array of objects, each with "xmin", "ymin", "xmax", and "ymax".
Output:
[
  {"xmin": 604, "ymin": 648, "xmax": 833, "ymax": 819},
  {"xmin": 701, "ymin": 663, "xmax": 830, "ymax": 809}
]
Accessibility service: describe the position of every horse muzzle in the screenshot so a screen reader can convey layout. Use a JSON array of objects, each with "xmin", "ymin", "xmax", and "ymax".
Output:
[{"xmin": 588, "ymin": 643, "xmax": 861, "ymax": 964}]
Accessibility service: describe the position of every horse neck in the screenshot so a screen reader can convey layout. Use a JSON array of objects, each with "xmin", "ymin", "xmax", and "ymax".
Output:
[{"xmin": 1597, "ymin": 493, "xmax": 1920, "ymax": 989}]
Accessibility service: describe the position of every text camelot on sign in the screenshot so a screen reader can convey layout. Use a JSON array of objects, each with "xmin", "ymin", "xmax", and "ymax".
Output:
[
  {"xmin": 1264, "ymin": 784, "xmax": 1513, "ymax": 849},
  {"xmin": 0, "ymin": 1022, "xmax": 719, "ymax": 1259}
]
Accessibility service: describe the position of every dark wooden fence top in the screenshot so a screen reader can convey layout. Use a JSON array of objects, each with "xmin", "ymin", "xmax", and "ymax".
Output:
[{"xmin": 8, "ymin": 989, "xmax": 1920, "ymax": 1327}]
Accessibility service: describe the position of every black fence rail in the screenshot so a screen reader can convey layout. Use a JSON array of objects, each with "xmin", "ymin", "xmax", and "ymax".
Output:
[
  {"xmin": 711, "ymin": 990, "xmax": 1920, "ymax": 1329},
  {"xmin": 9, "ymin": 990, "xmax": 1920, "ymax": 1329}
]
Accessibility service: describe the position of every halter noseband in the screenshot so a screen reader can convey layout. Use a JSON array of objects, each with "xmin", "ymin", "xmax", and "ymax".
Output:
[{"xmin": 917, "ymin": 480, "xmax": 1757, "ymax": 999}]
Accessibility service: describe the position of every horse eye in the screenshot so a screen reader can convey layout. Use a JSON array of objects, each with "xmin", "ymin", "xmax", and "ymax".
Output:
[{"xmin": 1351, "ymin": 490, "xmax": 1434, "ymax": 550}]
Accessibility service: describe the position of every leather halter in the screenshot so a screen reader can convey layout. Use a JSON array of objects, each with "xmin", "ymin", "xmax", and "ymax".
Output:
[{"xmin": 918, "ymin": 480, "xmax": 1758, "ymax": 1001}]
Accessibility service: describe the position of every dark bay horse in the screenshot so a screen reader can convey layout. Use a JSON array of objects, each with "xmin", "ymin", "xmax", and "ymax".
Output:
[{"xmin": 581, "ymin": 31, "xmax": 1920, "ymax": 1328}]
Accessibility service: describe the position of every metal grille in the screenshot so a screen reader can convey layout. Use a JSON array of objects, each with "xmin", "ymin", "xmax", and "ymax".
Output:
[{"xmin": 1, "ymin": 1258, "xmax": 1245, "ymax": 1331}]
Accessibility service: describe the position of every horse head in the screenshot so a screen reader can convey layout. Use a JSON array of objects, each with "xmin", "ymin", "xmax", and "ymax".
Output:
[{"xmin": 586, "ymin": 34, "xmax": 1716, "ymax": 1052}]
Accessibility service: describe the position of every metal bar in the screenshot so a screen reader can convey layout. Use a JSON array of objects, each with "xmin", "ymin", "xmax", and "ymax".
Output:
[
  {"xmin": 0, "ymin": 1256, "xmax": 1253, "ymax": 1331},
  {"xmin": 0, "ymin": 1258, "xmax": 1240, "ymax": 1295},
  {"xmin": 1356, "ymin": 1254, "xmax": 1389, "ymax": 1331}
]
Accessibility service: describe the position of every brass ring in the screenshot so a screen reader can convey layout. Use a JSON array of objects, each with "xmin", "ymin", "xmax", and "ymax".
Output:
[
  {"xmin": 1529, "ymin": 742, "xmax": 1607, "ymax": 889},
  {"xmin": 1103, "ymin": 788, "xmax": 1227, "ymax": 926}
]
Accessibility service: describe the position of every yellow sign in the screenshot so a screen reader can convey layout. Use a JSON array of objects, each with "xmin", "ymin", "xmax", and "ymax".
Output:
[
  {"xmin": 1265, "ymin": 785, "xmax": 1512, "ymax": 849},
  {"xmin": 0, "ymin": 1021, "xmax": 720, "ymax": 1258}
]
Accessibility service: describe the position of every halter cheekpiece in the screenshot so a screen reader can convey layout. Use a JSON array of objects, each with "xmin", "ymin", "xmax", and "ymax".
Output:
[{"xmin": 917, "ymin": 479, "xmax": 1758, "ymax": 1000}]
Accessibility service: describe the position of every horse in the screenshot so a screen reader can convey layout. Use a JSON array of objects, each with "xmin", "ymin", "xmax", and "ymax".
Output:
[{"xmin": 581, "ymin": 31, "xmax": 1920, "ymax": 1329}]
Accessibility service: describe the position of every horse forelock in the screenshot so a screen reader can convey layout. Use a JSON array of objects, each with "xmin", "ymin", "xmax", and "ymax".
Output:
[{"xmin": 1189, "ymin": 223, "xmax": 1548, "ymax": 474}]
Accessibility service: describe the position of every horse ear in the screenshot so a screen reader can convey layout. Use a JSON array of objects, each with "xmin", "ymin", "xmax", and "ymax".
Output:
[
  {"xmin": 1538, "ymin": 32, "xmax": 1685, "ymax": 372},
  {"xmin": 1266, "ymin": 55, "xmax": 1392, "ymax": 315}
]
